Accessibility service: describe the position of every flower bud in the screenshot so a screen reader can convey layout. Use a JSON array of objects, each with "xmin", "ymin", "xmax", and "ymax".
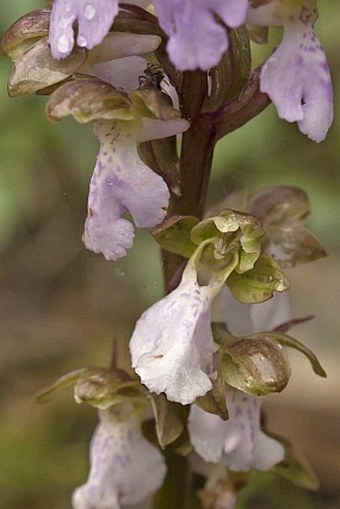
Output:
[{"xmin": 222, "ymin": 336, "xmax": 291, "ymax": 396}]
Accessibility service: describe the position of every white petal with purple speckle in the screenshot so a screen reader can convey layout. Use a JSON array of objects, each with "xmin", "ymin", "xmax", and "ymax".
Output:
[
  {"xmin": 130, "ymin": 266, "xmax": 219, "ymax": 404},
  {"xmin": 154, "ymin": 0, "xmax": 249, "ymax": 70},
  {"xmin": 82, "ymin": 121, "xmax": 170, "ymax": 261},
  {"xmin": 189, "ymin": 388, "xmax": 285, "ymax": 472},
  {"xmin": 248, "ymin": 0, "xmax": 333, "ymax": 142},
  {"xmin": 72, "ymin": 407, "xmax": 166, "ymax": 509}
]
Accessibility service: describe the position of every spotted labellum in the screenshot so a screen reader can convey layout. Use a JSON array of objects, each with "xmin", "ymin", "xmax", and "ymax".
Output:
[
  {"xmin": 72, "ymin": 405, "xmax": 166, "ymax": 509},
  {"xmin": 130, "ymin": 262, "xmax": 217, "ymax": 405},
  {"xmin": 248, "ymin": 0, "xmax": 333, "ymax": 142}
]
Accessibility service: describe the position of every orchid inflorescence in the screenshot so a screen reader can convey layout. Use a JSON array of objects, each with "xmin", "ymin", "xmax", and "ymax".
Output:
[{"xmin": 1, "ymin": 1, "xmax": 331, "ymax": 508}]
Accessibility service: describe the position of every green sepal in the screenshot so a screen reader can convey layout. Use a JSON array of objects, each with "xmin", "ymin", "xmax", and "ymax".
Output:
[
  {"xmin": 227, "ymin": 254, "xmax": 289, "ymax": 304},
  {"xmin": 33, "ymin": 367, "xmax": 86, "ymax": 403},
  {"xmin": 254, "ymin": 332, "xmax": 326, "ymax": 378},
  {"xmin": 148, "ymin": 394, "xmax": 184, "ymax": 449},
  {"xmin": 248, "ymin": 186, "xmax": 326, "ymax": 268},
  {"xmin": 1, "ymin": 9, "xmax": 50, "ymax": 61},
  {"xmin": 221, "ymin": 337, "xmax": 291, "ymax": 396},
  {"xmin": 46, "ymin": 75, "xmax": 133, "ymax": 123},
  {"xmin": 191, "ymin": 210, "xmax": 263, "ymax": 272},
  {"xmin": 74, "ymin": 367, "xmax": 146, "ymax": 409},
  {"xmin": 152, "ymin": 215, "xmax": 199, "ymax": 258},
  {"xmin": 191, "ymin": 210, "xmax": 260, "ymax": 244},
  {"xmin": 268, "ymin": 432, "xmax": 320, "ymax": 491},
  {"xmin": 7, "ymin": 38, "xmax": 86, "ymax": 97}
]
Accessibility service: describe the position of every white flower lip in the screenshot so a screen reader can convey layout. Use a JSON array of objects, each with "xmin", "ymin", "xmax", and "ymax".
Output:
[
  {"xmin": 130, "ymin": 267, "xmax": 219, "ymax": 405},
  {"xmin": 72, "ymin": 407, "xmax": 166, "ymax": 509},
  {"xmin": 247, "ymin": 0, "xmax": 333, "ymax": 142},
  {"xmin": 189, "ymin": 389, "xmax": 285, "ymax": 472}
]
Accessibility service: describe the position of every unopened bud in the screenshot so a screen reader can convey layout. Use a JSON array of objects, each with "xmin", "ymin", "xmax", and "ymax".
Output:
[{"xmin": 222, "ymin": 336, "xmax": 291, "ymax": 396}]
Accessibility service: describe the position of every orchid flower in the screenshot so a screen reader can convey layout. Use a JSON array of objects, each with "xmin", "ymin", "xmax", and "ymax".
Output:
[
  {"xmin": 45, "ymin": 47, "xmax": 189, "ymax": 260},
  {"xmin": 83, "ymin": 112, "xmax": 189, "ymax": 261},
  {"xmin": 247, "ymin": 0, "xmax": 333, "ymax": 142},
  {"xmin": 154, "ymin": 0, "xmax": 249, "ymax": 71},
  {"xmin": 188, "ymin": 290, "xmax": 289, "ymax": 471},
  {"xmin": 129, "ymin": 262, "xmax": 220, "ymax": 405},
  {"xmin": 82, "ymin": 117, "xmax": 178, "ymax": 262},
  {"xmin": 189, "ymin": 387, "xmax": 284, "ymax": 472},
  {"xmin": 72, "ymin": 405, "xmax": 166, "ymax": 509}
]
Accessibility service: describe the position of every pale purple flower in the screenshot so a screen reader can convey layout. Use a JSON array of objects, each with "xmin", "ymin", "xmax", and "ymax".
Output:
[
  {"xmin": 82, "ymin": 119, "xmax": 176, "ymax": 261},
  {"xmin": 247, "ymin": 0, "xmax": 333, "ymax": 142},
  {"xmin": 80, "ymin": 46, "xmax": 189, "ymax": 261},
  {"xmin": 129, "ymin": 264, "xmax": 219, "ymax": 405},
  {"xmin": 72, "ymin": 406, "xmax": 166, "ymax": 509},
  {"xmin": 154, "ymin": 0, "xmax": 249, "ymax": 70},
  {"xmin": 189, "ymin": 388, "xmax": 284, "ymax": 471}
]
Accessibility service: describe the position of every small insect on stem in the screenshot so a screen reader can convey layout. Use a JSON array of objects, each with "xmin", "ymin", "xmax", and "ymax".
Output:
[{"xmin": 138, "ymin": 63, "xmax": 169, "ymax": 90}]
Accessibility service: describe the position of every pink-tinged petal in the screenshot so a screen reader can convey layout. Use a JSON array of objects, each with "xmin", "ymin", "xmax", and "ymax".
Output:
[
  {"xmin": 130, "ymin": 268, "xmax": 217, "ymax": 404},
  {"xmin": 72, "ymin": 407, "xmax": 166, "ymax": 509},
  {"xmin": 154, "ymin": 0, "xmax": 248, "ymax": 71},
  {"xmin": 83, "ymin": 121, "xmax": 170, "ymax": 261},
  {"xmin": 189, "ymin": 389, "xmax": 284, "ymax": 472},
  {"xmin": 49, "ymin": 0, "xmax": 119, "ymax": 59}
]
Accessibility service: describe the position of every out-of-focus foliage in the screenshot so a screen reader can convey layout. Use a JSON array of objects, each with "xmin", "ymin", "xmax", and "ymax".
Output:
[{"xmin": 0, "ymin": 1, "xmax": 340, "ymax": 509}]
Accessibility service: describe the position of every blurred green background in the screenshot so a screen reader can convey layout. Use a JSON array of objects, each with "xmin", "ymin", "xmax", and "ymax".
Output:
[{"xmin": 0, "ymin": 1, "xmax": 339, "ymax": 508}]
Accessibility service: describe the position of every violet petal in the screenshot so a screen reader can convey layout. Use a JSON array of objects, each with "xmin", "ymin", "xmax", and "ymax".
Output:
[
  {"xmin": 154, "ymin": 0, "xmax": 248, "ymax": 70},
  {"xmin": 49, "ymin": 0, "xmax": 119, "ymax": 59}
]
